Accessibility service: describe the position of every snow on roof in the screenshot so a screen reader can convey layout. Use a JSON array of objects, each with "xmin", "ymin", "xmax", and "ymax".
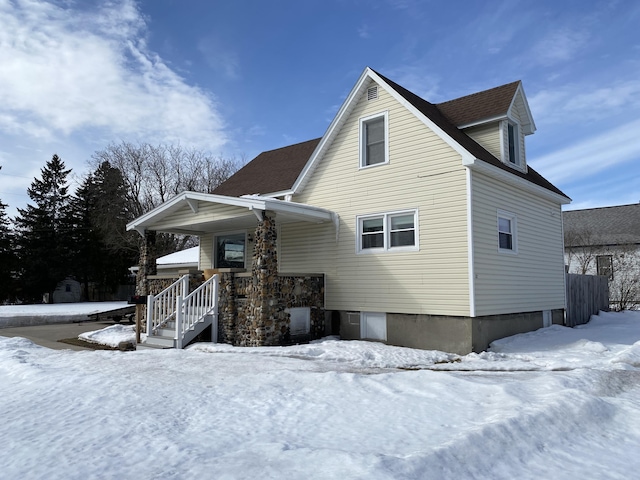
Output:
[{"xmin": 156, "ymin": 246, "xmax": 199, "ymax": 266}]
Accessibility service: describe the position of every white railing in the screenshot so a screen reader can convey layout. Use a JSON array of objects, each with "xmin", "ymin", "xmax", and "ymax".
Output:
[
  {"xmin": 176, "ymin": 274, "xmax": 219, "ymax": 348},
  {"xmin": 146, "ymin": 275, "xmax": 189, "ymax": 336},
  {"xmin": 146, "ymin": 274, "xmax": 219, "ymax": 348}
]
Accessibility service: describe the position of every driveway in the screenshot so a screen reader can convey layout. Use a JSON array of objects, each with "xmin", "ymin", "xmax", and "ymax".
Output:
[{"xmin": 0, "ymin": 321, "xmax": 119, "ymax": 351}]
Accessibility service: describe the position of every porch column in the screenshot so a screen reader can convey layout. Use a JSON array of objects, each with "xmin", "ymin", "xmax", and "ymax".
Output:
[
  {"xmin": 135, "ymin": 230, "xmax": 158, "ymax": 296},
  {"xmin": 246, "ymin": 211, "xmax": 287, "ymax": 346}
]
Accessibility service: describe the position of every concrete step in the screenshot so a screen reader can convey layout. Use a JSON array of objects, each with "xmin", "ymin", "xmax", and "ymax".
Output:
[
  {"xmin": 136, "ymin": 342, "xmax": 170, "ymax": 350},
  {"xmin": 143, "ymin": 335, "xmax": 175, "ymax": 348}
]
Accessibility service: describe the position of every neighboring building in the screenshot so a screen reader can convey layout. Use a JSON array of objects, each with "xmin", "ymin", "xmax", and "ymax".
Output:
[
  {"xmin": 130, "ymin": 246, "xmax": 200, "ymax": 277},
  {"xmin": 128, "ymin": 67, "xmax": 570, "ymax": 354},
  {"xmin": 564, "ymin": 203, "xmax": 640, "ymax": 310}
]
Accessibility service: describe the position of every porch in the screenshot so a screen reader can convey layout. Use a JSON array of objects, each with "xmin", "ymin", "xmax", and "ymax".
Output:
[{"xmin": 126, "ymin": 192, "xmax": 335, "ymax": 349}]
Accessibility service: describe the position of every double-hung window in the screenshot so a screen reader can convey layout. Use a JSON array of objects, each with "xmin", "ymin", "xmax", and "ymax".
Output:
[
  {"xmin": 360, "ymin": 112, "xmax": 389, "ymax": 168},
  {"xmin": 497, "ymin": 210, "xmax": 517, "ymax": 254},
  {"xmin": 596, "ymin": 255, "xmax": 613, "ymax": 280},
  {"xmin": 505, "ymin": 120, "xmax": 523, "ymax": 168},
  {"xmin": 358, "ymin": 210, "xmax": 418, "ymax": 253}
]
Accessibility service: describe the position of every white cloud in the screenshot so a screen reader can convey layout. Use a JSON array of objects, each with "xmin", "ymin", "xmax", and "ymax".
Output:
[
  {"xmin": 0, "ymin": 0, "xmax": 227, "ymax": 150},
  {"xmin": 530, "ymin": 80, "xmax": 640, "ymax": 125},
  {"xmin": 530, "ymin": 118, "xmax": 640, "ymax": 184},
  {"xmin": 531, "ymin": 28, "xmax": 590, "ymax": 66},
  {"xmin": 197, "ymin": 36, "xmax": 240, "ymax": 80}
]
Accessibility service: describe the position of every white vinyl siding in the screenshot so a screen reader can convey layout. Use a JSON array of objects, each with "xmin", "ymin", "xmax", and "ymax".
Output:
[
  {"xmin": 471, "ymin": 171, "xmax": 565, "ymax": 315},
  {"xmin": 200, "ymin": 234, "xmax": 214, "ymax": 269},
  {"xmin": 464, "ymin": 123, "xmax": 502, "ymax": 160},
  {"xmin": 282, "ymin": 82, "xmax": 470, "ymax": 316}
]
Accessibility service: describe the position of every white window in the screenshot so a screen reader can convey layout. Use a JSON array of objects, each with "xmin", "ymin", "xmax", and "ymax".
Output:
[
  {"xmin": 359, "ymin": 112, "xmax": 389, "ymax": 168},
  {"xmin": 361, "ymin": 312, "xmax": 387, "ymax": 341},
  {"xmin": 357, "ymin": 210, "xmax": 418, "ymax": 253},
  {"xmin": 215, "ymin": 232, "xmax": 246, "ymax": 268},
  {"xmin": 497, "ymin": 210, "xmax": 517, "ymax": 254},
  {"xmin": 504, "ymin": 121, "xmax": 522, "ymax": 167}
]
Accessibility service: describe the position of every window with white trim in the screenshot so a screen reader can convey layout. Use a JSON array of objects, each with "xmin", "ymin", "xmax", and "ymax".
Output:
[
  {"xmin": 497, "ymin": 210, "xmax": 517, "ymax": 253},
  {"xmin": 504, "ymin": 121, "xmax": 522, "ymax": 168},
  {"xmin": 360, "ymin": 112, "xmax": 389, "ymax": 168},
  {"xmin": 357, "ymin": 210, "xmax": 418, "ymax": 253}
]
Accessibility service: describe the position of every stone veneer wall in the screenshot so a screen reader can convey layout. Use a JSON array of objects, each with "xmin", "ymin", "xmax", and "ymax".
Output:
[{"xmin": 217, "ymin": 212, "xmax": 325, "ymax": 346}]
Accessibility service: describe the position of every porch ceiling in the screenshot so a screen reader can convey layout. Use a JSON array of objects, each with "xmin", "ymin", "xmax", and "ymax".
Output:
[{"xmin": 126, "ymin": 191, "xmax": 336, "ymax": 236}]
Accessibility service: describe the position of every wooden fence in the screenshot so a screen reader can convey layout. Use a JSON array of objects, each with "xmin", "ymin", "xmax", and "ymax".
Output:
[{"xmin": 565, "ymin": 274, "xmax": 609, "ymax": 327}]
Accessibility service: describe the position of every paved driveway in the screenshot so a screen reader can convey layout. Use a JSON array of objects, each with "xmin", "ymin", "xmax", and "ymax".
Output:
[{"xmin": 0, "ymin": 321, "xmax": 118, "ymax": 351}]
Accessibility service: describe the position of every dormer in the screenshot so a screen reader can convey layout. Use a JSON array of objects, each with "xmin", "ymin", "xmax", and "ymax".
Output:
[{"xmin": 437, "ymin": 81, "xmax": 535, "ymax": 173}]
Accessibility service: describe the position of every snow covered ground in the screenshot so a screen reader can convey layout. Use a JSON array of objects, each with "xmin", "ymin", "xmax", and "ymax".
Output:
[
  {"xmin": 0, "ymin": 301, "xmax": 129, "ymax": 328},
  {"xmin": 1, "ymin": 311, "xmax": 640, "ymax": 479}
]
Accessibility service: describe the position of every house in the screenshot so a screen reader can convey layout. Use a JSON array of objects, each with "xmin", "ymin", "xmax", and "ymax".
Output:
[
  {"xmin": 127, "ymin": 67, "xmax": 570, "ymax": 354},
  {"xmin": 129, "ymin": 246, "xmax": 200, "ymax": 277},
  {"xmin": 564, "ymin": 203, "xmax": 640, "ymax": 310}
]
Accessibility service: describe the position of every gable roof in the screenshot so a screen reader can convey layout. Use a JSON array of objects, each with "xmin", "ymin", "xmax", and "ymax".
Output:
[
  {"xmin": 214, "ymin": 67, "xmax": 569, "ymax": 202},
  {"xmin": 368, "ymin": 70, "xmax": 567, "ymax": 200},
  {"xmin": 564, "ymin": 204, "xmax": 640, "ymax": 247},
  {"xmin": 436, "ymin": 81, "xmax": 520, "ymax": 127},
  {"xmin": 213, "ymin": 138, "xmax": 320, "ymax": 197}
]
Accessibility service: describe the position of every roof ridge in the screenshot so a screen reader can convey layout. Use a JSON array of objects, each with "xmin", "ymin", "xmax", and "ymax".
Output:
[
  {"xmin": 565, "ymin": 203, "xmax": 640, "ymax": 213},
  {"xmin": 436, "ymin": 80, "xmax": 521, "ymax": 106},
  {"xmin": 261, "ymin": 137, "xmax": 322, "ymax": 154}
]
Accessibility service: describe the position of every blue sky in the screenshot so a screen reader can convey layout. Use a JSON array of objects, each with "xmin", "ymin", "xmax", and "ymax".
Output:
[{"xmin": 1, "ymin": 0, "xmax": 639, "ymax": 219}]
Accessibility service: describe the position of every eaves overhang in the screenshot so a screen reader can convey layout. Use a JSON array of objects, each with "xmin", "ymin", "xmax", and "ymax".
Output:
[
  {"xmin": 126, "ymin": 191, "xmax": 336, "ymax": 236},
  {"xmin": 462, "ymin": 158, "xmax": 571, "ymax": 205}
]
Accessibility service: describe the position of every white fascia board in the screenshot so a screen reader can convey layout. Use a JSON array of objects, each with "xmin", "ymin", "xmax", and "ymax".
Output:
[
  {"xmin": 262, "ymin": 198, "xmax": 334, "ymax": 222},
  {"xmin": 463, "ymin": 158, "xmax": 571, "ymax": 205},
  {"xmin": 457, "ymin": 114, "xmax": 507, "ymax": 129},
  {"xmin": 126, "ymin": 191, "xmax": 270, "ymax": 233},
  {"xmin": 510, "ymin": 83, "xmax": 536, "ymax": 135},
  {"xmin": 369, "ymin": 70, "xmax": 476, "ymax": 163},
  {"xmin": 291, "ymin": 68, "xmax": 373, "ymax": 194}
]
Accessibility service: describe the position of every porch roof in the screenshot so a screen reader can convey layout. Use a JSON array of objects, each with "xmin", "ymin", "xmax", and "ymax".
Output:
[{"xmin": 126, "ymin": 191, "xmax": 337, "ymax": 236}]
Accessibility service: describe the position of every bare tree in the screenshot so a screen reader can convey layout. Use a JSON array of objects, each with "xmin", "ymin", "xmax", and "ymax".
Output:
[
  {"xmin": 564, "ymin": 228, "xmax": 601, "ymax": 275},
  {"xmin": 90, "ymin": 142, "xmax": 240, "ymax": 260},
  {"xmin": 608, "ymin": 246, "xmax": 640, "ymax": 311},
  {"xmin": 91, "ymin": 142, "xmax": 240, "ymax": 222}
]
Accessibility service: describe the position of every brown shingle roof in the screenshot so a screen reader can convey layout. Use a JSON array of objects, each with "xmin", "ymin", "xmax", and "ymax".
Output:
[
  {"xmin": 214, "ymin": 70, "xmax": 569, "ymax": 201},
  {"xmin": 436, "ymin": 81, "xmax": 520, "ymax": 126},
  {"xmin": 213, "ymin": 138, "xmax": 320, "ymax": 197},
  {"xmin": 372, "ymin": 70, "xmax": 568, "ymax": 199}
]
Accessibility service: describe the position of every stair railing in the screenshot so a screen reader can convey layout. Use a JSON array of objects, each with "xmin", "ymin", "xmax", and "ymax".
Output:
[
  {"xmin": 146, "ymin": 275, "xmax": 189, "ymax": 336},
  {"xmin": 176, "ymin": 274, "xmax": 219, "ymax": 348}
]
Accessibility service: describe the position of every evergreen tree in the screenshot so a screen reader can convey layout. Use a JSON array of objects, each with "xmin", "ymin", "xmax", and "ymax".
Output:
[
  {"xmin": 14, "ymin": 154, "xmax": 74, "ymax": 303},
  {"xmin": 0, "ymin": 166, "xmax": 17, "ymax": 302},
  {"xmin": 70, "ymin": 162, "xmax": 136, "ymax": 299}
]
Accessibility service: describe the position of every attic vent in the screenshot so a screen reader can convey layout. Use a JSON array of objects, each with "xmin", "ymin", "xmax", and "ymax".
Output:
[{"xmin": 367, "ymin": 86, "xmax": 378, "ymax": 101}]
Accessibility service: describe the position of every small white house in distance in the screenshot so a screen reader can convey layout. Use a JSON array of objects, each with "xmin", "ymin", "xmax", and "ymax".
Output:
[
  {"xmin": 130, "ymin": 246, "xmax": 199, "ymax": 277},
  {"xmin": 128, "ymin": 67, "xmax": 570, "ymax": 354}
]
